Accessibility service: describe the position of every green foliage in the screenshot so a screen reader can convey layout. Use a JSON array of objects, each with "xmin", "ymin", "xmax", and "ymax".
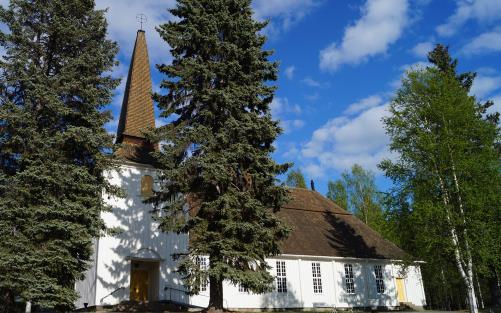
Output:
[
  {"xmin": 285, "ymin": 168, "xmax": 307, "ymax": 188},
  {"xmin": 152, "ymin": 0, "xmax": 290, "ymax": 309},
  {"xmin": 326, "ymin": 180, "xmax": 347, "ymax": 210},
  {"xmin": 0, "ymin": 0, "xmax": 119, "ymax": 311},
  {"xmin": 428, "ymin": 44, "xmax": 499, "ymax": 125},
  {"xmin": 380, "ymin": 45, "xmax": 501, "ymax": 310},
  {"xmin": 327, "ymin": 164, "xmax": 386, "ymax": 234}
]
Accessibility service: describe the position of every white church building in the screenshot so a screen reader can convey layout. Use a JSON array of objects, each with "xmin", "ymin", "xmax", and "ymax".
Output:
[{"xmin": 75, "ymin": 30, "xmax": 427, "ymax": 311}]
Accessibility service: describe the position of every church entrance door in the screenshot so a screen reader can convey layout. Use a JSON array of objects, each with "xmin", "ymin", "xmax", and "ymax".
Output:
[
  {"xmin": 396, "ymin": 277, "xmax": 407, "ymax": 302},
  {"xmin": 130, "ymin": 268, "xmax": 149, "ymax": 302},
  {"xmin": 130, "ymin": 260, "xmax": 160, "ymax": 302}
]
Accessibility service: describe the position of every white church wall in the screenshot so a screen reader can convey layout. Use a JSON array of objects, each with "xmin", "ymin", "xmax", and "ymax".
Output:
[
  {"xmin": 363, "ymin": 262, "xmax": 398, "ymax": 308},
  {"xmin": 200, "ymin": 256, "xmax": 414, "ymax": 310},
  {"xmin": 393, "ymin": 264, "xmax": 426, "ymax": 307},
  {"xmin": 405, "ymin": 265, "xmax": 426, "ymax": 307},
  {"xmin": 92, "ymin": 163, "xmax": 189, "ymax": 307},
  {"xmin": 260, "ymin": 258, "xmax": 303, "ymax": 309},
  {"xmin": 295, "ymin": 258, "xmax": 335, "ymax": 308},
  {"xmin": 334, "ymin": 260, "xmax": 367, "ymax": 308},
  {"xmin": 74, "ymin": 238, "xmax": 98, "ymax": 308}
]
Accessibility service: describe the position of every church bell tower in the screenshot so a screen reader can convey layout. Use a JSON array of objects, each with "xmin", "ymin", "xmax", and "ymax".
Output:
[{"xmin": 116, "ymin": 30, "xmax": 156, "ymax": 164}]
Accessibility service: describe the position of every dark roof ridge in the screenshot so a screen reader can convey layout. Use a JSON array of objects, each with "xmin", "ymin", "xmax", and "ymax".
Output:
[{"xmin": 280, "ymin": 206, "xmax": 353, "ymax": 216}]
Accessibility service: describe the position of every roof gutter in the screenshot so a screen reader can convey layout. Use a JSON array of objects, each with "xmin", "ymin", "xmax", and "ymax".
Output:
[{"xmin": 276, "ymin": 253, "xmax": 425, "ymax": 264}]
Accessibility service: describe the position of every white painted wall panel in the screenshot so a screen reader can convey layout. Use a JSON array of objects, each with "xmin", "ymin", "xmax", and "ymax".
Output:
[
  {"xmin": 88, "ymin": 164, "xmax": 189, "ymax": 307},
  {"xmin": 74, "ymin": 238, "xmax": 98, "ymax": 308},
  {"xmin": 366, "ymin": 262, "xmax": 398, "ymax": 307},
  {"xmin": 335, "ymin": 261, "xmax": 366, "ymax": 308},
  {"xmin": 404, "ymin": 265, "xmax": 426, "ymax": 307}
]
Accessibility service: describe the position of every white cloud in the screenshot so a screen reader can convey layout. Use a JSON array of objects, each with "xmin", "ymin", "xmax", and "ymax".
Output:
[
  {"xmin": 281, "ymin": 119, "xmax": 305, "ymax": 133},
  {"xmin": 490, "ymin": 94, "xmax": 501, "ymax": 115},
  {"xmin": 271, "ymin": 97, "xmax": 304, "ymax": 134},
  {"xmin": 470, "ymin": 75, "xmax": 501, "ymax": 99},
  {"xmin": 96, "ymin": 0, "xmax": 176, "ymax": 66},
  {"xmin": 270, "ymin": 97, "xmax": 301, "ymax": 116},
  {"xmin": 282, "ymin": 142, "xmax": 300, "ymax": 159},
  {"xmin": 301, "ymin": 77, "xmax": 323, "ymax": 87},
  {"xmin": 284, "ymin": 66, "xmax": 296, "ymax": 79},
  {"xmin": 399, "ymin": 61, "xmax": 429, "ymax": 72},
  {"xmin": 303, "ymin": 163, "xmax": 325, "ymax": 179},
  {"xmin": 305, "ymin": 93, "xmax": 320, "ymax": 101},
  {"xmin": 344, "ymin": 95, "xmax": 383, "ymax": 115},
  {"xmin": 390, "ymin": 61, "xmax": 429, "ymax": 90},
  {"xmin": 319, "ymin": 0, "xmax": 409, "ymax": 72},
  {"xmin": 436, "ymin": 0, "xmax": 501, "ymax": 37},
  {"xmin": 411, "ymin": 41, "xmax": 434, "ymax": 58},
  {"xmin": 253, "ymin": 0, "xmax": 321, "ymax": 36},
  {"xmin": 462, "ymin": 30, "xmax": 501, "ymax": 55},
  {"xmin": 302, "ymin": 100, "xmax": 392, "ymax": 174}
]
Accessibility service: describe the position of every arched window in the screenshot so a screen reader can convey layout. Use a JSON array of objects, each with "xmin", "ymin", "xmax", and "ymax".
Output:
[{"xmin": 141, "ymin": 175, "xmax": 154, "ymax": 197}]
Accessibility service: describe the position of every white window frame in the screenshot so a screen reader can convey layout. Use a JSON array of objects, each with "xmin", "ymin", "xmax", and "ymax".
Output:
[
  {"xmin": 344, "ymin": 263, "xmax": 355, "ymax": 294},
  {"xmin": 238, "ymin": 284, "xmax": 249, "ymax": 293},
  {"xmin": 276, "ymin": 261, "xmax": 287, "ymax": 293},
  {"xmin": 196, "ymin": 256, "xmax": 208, "ymax": 292},
  {"xmin": 311, "ymin": 262, "xmax": 323, "ymax": 294},
  {"xmin": 374, "ymin": 264, "xmax": 385, "ymax": 294}
]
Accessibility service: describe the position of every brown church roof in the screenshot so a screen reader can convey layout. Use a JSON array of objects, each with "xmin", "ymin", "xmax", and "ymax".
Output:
[
  {"xmin": 187, "ymin": 188, "xmax": 409, "ymax": 260},
  {"xmin": 116, "ymin": 30, "xmax": 157, "ymax": 164},
  {"xmin": 276, "ymin": 188, "xmax": 409, "ymax": 260}
]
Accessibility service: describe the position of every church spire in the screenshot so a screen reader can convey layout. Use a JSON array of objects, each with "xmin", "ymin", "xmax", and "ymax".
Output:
[
  {"xmin": 116, "ymin": 30, "xmax": 156, "ymax": 164},
  {"xmin": 116, "ymin": 30, "xmax": 155, "ymax": 144}
]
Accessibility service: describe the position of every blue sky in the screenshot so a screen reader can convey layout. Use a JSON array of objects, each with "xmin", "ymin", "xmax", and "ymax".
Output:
[{"xmin": 93, "ymin": 0, "xmax": 501, "ymax": 195}]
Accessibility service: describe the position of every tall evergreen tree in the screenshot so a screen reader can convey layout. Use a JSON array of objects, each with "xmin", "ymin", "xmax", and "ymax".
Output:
[
  {"xmin": 153, "ymin": 0, "xmax": 290, "ymax": 311},
  {"xmin": 428, "ymin": 44, "xmax": 500, "ymax": 125},
  {"xmin": 380, "ymin": 46, "xmax": 501, "ymax": 313},
  {"xmin": 285, "ymin": 168, "xmax": 307, "ymax": 188},
  {"xmin": 0, "ymin": 0, "xmax": 119, "ymax": 311}
]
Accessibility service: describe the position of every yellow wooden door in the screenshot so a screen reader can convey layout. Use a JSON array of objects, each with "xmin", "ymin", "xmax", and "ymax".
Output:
[
  {"xmin": 396, "ymin": 278, "xmax": 406, "ymax": 302},
  {"xmin": 130, "ymin": 269, "xmax": 149, "ymax": 302}
]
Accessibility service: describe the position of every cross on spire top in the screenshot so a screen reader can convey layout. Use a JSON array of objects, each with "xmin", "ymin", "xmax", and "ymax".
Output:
[{"xmin": 136, "ymin": 13, "xmax": 147, "ymax": 31}]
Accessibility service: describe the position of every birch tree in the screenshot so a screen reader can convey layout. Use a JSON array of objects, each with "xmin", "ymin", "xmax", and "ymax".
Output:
[
  {"xmin": 285, "ymin": 168, "xmax": 307, "ymax": 188},
  {"xmin": 328, "ymin": 164, "xmax": 386, "ymax": 233},
  {"xmin": 380, "ymin": 52, "xmax": 501, "ymax": 313}
]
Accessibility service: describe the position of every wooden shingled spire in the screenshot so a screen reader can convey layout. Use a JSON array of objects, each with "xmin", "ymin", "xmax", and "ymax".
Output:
[{"xmin": 116, "ymin": 30, "xmax": 157, "ymax": 164}]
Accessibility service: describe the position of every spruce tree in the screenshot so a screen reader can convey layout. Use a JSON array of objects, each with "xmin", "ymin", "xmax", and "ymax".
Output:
[
  {"xmin": 153, "ymin": 0, "xmax": 290, "ymax": 311},
  {"xmin": 428, "ymin": 44, "xmax": 500, "ymax": 125},
  {"xmin": 0, "ymin": 0, "xmax": 119, "ymax": 311}
]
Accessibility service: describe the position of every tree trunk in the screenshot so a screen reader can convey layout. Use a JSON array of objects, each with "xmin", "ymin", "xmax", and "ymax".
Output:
[
  {"xmin": 25, "ymin": 301, "xmax": 32, "ymax": 313},
  {"xmin": 207, "ymin": 276, "xmax": 224, "ymax": 313},
  {"xmin": 435, "ymin": 172, "xmax": 478, "ymax": 313},
  {"xmin": 466, "ymin": 273, "xmax": 479, "ymax": 313},
  {"xmin": 0, "ymin": 288, "xmax": 15, "ymax": 313},
  {"xmin": 475, "ymin": 270, "xmax": 484, "ymax": 309},
  {"xmin": 488, "ymin": 266, "xmax": 501, "ymax": 306}
]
